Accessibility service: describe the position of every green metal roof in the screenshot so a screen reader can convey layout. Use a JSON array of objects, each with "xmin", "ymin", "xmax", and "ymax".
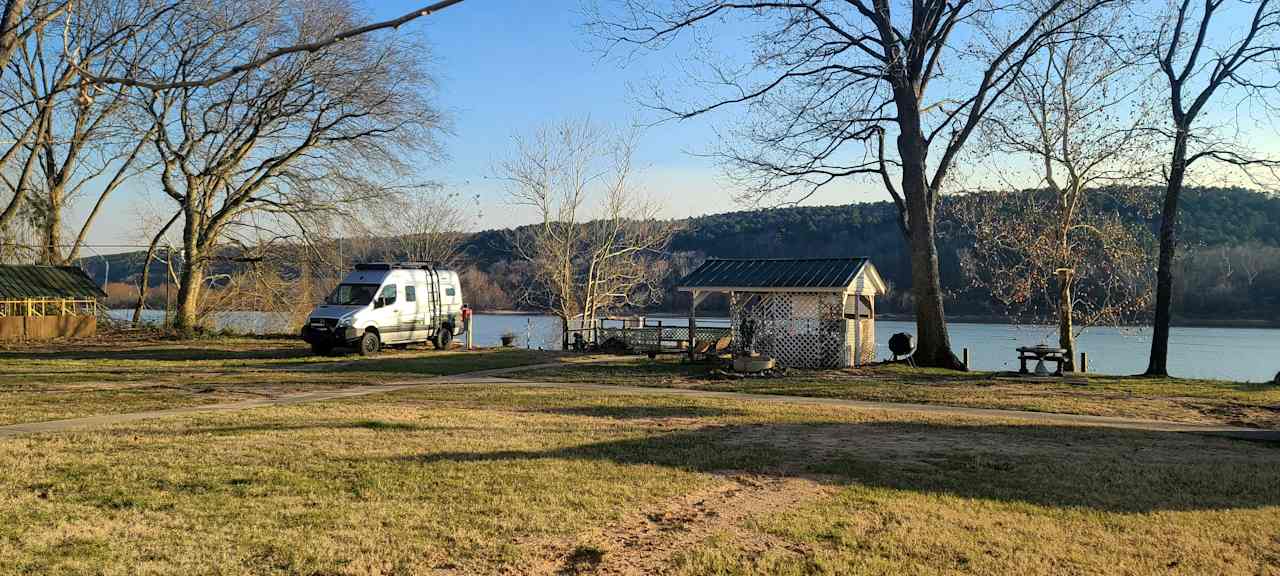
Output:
[
  {"xmin": 677, "ymin": 258, "xmax": 872, "ymax": 290},
  {"xmin": 0, "ymin": 266, "xmax": 107, "ymax": 300}
]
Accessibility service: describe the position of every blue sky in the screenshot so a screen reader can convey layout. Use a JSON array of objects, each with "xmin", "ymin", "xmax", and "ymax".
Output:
[
  {"xmin": 358, "ymin": 0, "xmax": 879, "ymax": 229},
  {"xmin": 88, "ymin": 0, "xmax": 865, "ymax": 248},
  {"xmin": 82, "ymin": 0, "xmax": 1278, "ymax": 249}
]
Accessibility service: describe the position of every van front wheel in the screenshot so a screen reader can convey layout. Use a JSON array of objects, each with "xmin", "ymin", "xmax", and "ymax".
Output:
[
  {"xmin": 432, "ymin": 327, "xmax": 453, "ymax": 350},
  {"xmin": 358, "ymin": 331, "xmax": 381, "ymax": 356}
]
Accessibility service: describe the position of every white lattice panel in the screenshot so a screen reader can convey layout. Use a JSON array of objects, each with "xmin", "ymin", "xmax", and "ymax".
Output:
[{"xmin": 732, "ymin": 292, "xmax": 850, "ymax": 368}]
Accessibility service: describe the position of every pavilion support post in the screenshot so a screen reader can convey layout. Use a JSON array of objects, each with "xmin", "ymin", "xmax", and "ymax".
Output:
[
  {"xmin": 687, "ymin": 290, "xmax": 700, "ymax": 362},
  {"xmin": 850, "ymin": 293, "xmax": 860, "ymax": 368}
]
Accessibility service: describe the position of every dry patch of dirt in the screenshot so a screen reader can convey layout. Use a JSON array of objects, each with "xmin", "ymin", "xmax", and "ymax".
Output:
[{"xmin": 533, "ymin": 472, "xmax": 830, "ymax": 575}]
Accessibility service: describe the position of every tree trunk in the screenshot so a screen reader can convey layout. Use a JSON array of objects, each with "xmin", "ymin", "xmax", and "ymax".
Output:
[
  {"xmin": 1146, "ymin": 131, "xmax": 1189, "ymax": 377},
  {"xmin": 1058, "ymin": 270, "xmax": 1076, "ymax": 372},
  {"xmin": 133, "ymin": 212, "xmax": 180, "ymax": 325},
  {"xmin": 174, "ymin": 208, "xmax": 205, "ymax": 334},
  {"xmin": 906, "ymin": 208, "xmax": 963, "ymax": 369},
  {"xmin": 174, "ymin": 259, "xmax": 203, "ymax": 334},
  {"xmin": 133, "ymin": 253, "xmax": 154, "ymax": 325},
  {"xmin": 0, "ymin": 0, "xmax": 26, "ymax": 76},
  {"xmin": 896, "ymin": 117, "xmax": 964, "ymax": 370},
  {"xmin": 41, "ymin": 188, "xmax": 62, "ymax": 265}
]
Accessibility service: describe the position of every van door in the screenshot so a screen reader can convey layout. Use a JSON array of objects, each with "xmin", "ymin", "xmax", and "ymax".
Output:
[{"xmin": 371, "ymin": 283, "xmax": 402, "ymax": 343}]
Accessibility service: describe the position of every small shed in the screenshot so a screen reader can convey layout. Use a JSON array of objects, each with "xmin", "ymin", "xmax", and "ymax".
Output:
[
  {"xmin": 677, "ymin": 258, "xmax": 887, "ymax": 368},
  {"xmin": 0, "ymin": 265, "xmax": 106, "ymax": 340}
]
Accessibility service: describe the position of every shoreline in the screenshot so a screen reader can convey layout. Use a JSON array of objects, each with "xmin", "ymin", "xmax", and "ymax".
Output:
[{"xmin": 470, "ymin": 310, "xmax": 1280, "ymax": 330}]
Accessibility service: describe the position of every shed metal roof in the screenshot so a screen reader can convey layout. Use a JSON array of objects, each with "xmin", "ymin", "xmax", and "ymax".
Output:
[
  {"xmin": 677, "ymin": 258, "xmax": 880, "ymax": 292},
  {"xmin": 0, "ymin": 266, "xmax": 107, "ymax": 300}
]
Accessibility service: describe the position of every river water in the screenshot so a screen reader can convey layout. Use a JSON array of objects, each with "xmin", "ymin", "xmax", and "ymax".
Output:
[{"xmin": 110, "ymin": 310, "xmax": 1280, "ymax": 382}]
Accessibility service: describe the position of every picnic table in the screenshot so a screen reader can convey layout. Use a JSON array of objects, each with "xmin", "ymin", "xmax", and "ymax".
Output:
[{"xmin": 1017, "ymin": 345, "xmax": 1068, "ymax": 376}]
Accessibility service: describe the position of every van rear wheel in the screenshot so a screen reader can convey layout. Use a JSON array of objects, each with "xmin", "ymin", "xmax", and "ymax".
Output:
[
  {"xmin": 432, "ymin": 327, "xmax": 453, "ymax": 350},
  {"xmin": 358, "ymin": 331, "xmax": 381, "ymax": 356}
]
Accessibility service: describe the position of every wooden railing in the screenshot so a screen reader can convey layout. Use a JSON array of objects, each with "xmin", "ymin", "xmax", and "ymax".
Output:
[
  {"xmin": 0, "ymin": 298, "xmax": 99, "ymax": 317},
  {"xmin": 567, "ymin": 317, "xmax": 731, "ymax": 353}
]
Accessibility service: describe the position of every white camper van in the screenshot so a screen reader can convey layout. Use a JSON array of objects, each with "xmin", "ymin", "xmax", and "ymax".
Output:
[{"xmin": 301, "ymin": 262, "xmax": 463, "ymax": 355}]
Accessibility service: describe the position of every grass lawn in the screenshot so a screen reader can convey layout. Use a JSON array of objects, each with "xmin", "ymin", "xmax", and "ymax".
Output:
[
  {"xmin": 1, "ymin": 384, "xmax": 1278, "ymax": 574},
  {"xmin": 516, "ymin": 357, "xmax": 1280, "ymax": 428},
  {"xmin": 0, "ymin": 337, "xmax": 558, "ymax": 426}
]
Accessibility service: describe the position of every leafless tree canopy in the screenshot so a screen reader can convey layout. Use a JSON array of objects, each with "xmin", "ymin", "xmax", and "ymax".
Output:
[
  {"xmin": 356, "ymin": 184, "xmax": 475, "ymax": 265},
  {"xmin": 957, "ymin": 2, "xmax": 1157, "ymax": 370},
  {"xmin": 500, "ymin": 118, "xmax": 679, "ymax": 330},
  {"xmin": 136, "ymin": 0, "xmax": 443, "ymax": 331},
  {"xmin": 0, "ymin": 0, "xmax": 163, "ymax": 265}
]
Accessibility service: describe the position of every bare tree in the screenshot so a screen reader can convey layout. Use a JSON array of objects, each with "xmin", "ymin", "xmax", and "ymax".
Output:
[
  {"xmin": 75, "ymin": 0, "xmax": 466, "ymax": 90},
  {"xmin": 2, "ymin": 0, "xmax": 162, "ymax": 264},
  {"xmin": 591, "ymin": 0, "xmax": 1114, "ymax": 368},
  {"xmin": 138, "ymin": 0, "xmax": 441, "ymax": 332},
  {"xmin": 0, "ymin": 0, "xmax": 172, "ymax": 261},
  {"xmin": 1144, "ymin": 0, "xmax": 1280, "ymax": 375},
  {"xmin": 131, "ymin": 208, "xmax": 179, "ymax": 324},
  {"xmin": 959, "ymin": 4, "xmax": 1156, "ymax": 370},
  {"xmin": 499, "ymin": 119, "xmax": 678, "ymax": 339},
  {"xmin": 0, "ymin": 0, "xmax": 463, "ymax": 262},
  {"xmin": 458, "ymin": 267, "xmax": 513, "ymax": 310},
  {"xmin": 359, "ymin": 184, "xmax": 475, "ymax": 265},
  {"xmin": 953, "ymin": 190, "xmax": 1154, "ymax": 366}
]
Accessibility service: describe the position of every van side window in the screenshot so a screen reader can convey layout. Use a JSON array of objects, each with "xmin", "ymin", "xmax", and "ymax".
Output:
[
  {"xmin": 446, "ymin": 287, "xmax": 456, "ymax": 297},
  {"xmin": 405, "ymin": 286, "xmax": 416, "ymax": 302},
  {"xmin": 380, "ymin": 284, "xmax": 397, "ymax": 305}
]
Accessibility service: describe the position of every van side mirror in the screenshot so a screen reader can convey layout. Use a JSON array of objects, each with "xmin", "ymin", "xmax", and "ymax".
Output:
[{"xmin": 373, "ymin": 297, "xmax": 384, "ymax": 308}]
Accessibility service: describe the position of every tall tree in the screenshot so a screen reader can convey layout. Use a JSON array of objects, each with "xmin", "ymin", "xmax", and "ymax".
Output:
[
  {"xmin": 958, "ymin": 4, "xmax": 1155, "ymax": 370},
  {"xmin": 138, "ymin": 0, "xmax": 441, "ymax": 332},
  {"xmin": 591, "ymin": 0, "xmax": 1113, "ymax": 368},
  {"xmin": 0, "ymin": 0, "xmax": 464, "ymax": 263},
  {"xmin": 1145, "ymin": 0, "xmax": 1280, "ymax": 375},
  {"xmin": 499, "ymin": 119, "xmax": 678, "ymax": 339}
]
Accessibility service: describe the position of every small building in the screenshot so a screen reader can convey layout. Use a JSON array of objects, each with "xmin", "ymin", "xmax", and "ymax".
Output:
[
  {"xmin": 677, "ymin": 258, "xmax": 887, "ymax": 368},
  {"xmin": 0, "ymin": 265, "xmax": 106, "ymax": 341}
]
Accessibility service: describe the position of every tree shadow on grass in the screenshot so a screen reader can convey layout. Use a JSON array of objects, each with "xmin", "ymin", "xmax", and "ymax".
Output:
[
  {"xmin": 537, "ymin": 405, "xmax": 748, "ymax": 420},
  {"xmin": 187, "ymin": 419, "xmax": 457, "ymax": 435},
  {"xmin": 0, "ymin": 346, "xmax": 312, "ymax": 363},
  {"xmin": 383, "ymin": 420, "xmax": 1280, "ymax": 513},
  {"xmin": 279, "ymin": 349, "xmax": 554, "ymax": 375}
]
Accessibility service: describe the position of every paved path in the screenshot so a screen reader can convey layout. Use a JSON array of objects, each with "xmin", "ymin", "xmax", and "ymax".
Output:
[{"xmin": 2, "ymin": 364, "xmax": 1277, "ymax": 441}]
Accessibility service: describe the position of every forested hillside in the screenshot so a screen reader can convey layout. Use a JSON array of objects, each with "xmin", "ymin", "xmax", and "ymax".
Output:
[
  {"xmin": 455, "ymin": 187, "xmax": 1280, "ymax": 322},
  {"xmin": 87, "ymin": 186, "xmax": 1280, "ymax": 324}
]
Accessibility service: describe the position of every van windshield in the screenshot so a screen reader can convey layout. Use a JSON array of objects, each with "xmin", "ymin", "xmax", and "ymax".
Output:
[{"xmin": 326, "ymin": 284, "xmax": 381, "ymax": 306}]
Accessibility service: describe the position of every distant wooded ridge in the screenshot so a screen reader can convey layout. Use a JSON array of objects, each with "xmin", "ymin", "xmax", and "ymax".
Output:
[{"xmin": 87, "ymin": 186, "xmax": 1280, "ymax": 323}]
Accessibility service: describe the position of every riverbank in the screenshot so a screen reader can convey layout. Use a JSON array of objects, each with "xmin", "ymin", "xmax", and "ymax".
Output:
[
  {"xmin": 487, "ymin": 308, "xmax": 1280, "ymax": 329},
  {"xmin": 874, "ymin": 313, "xmax": 1280, "ymax": 329}
]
